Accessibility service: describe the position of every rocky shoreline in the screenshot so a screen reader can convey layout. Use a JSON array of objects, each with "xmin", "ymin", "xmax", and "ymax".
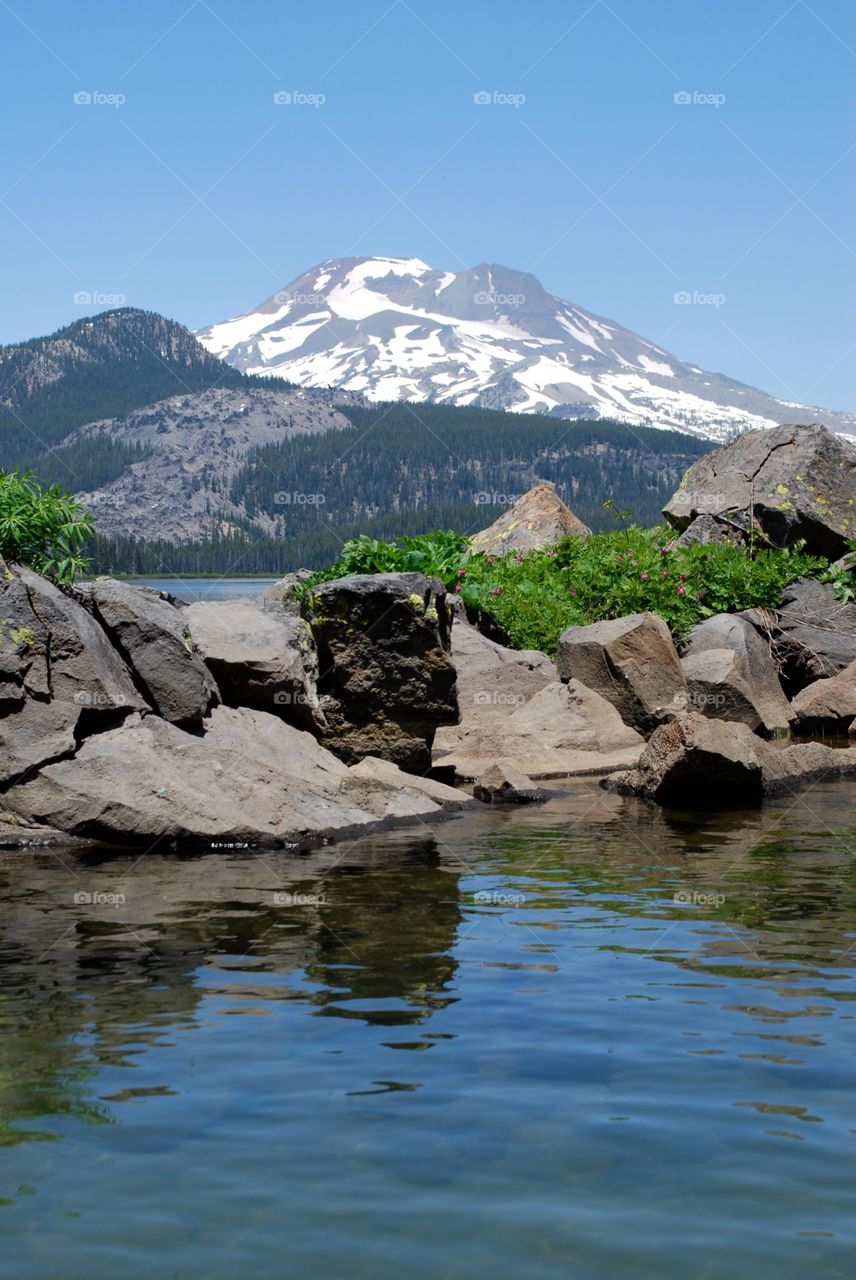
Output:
[{"xmin": 1, "ymin": 422, "xmax": 854, "ymax": 852}]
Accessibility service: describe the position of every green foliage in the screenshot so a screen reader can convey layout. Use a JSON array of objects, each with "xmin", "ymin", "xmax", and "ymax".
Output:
[
  {"xmin": 0, "ymin": 470, "xmax": 93, "ymax": 584},
  {"xmin": 819, "ymin": 541, "xmax": 856, "ymax": 603},
  {"xmin": 301, "ymin": 531, "xmax": 468, "ymax": 592},
  {"xmin": 459, "ymin": 527, "xmax": 829, "ymax": 652}
]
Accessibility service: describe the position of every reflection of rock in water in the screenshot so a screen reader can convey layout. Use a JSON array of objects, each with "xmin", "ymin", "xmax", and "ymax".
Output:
[{"xmin": 0, "ymin": 835, "xmax": 462, "ymax": 1145}]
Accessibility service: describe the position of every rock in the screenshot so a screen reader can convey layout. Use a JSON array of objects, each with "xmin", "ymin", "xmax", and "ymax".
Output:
[
  {"xmin": 473, "ymin": 763, "xmax": 543, "ymax": 803},
  {"xmin": 604, "ymin": 711, "xmax": 856, "ymax": 805},
  {"xmin": 743, "ymin": 578, "xmax": 856, "ymax": 694},
  {"xmin": 556, "ymin": 611, "xmax": 686, "ymax": 735},
  {"xmin": 466, "ymin": 482, "xmax": 591, "ymax": 558},
  {"xmin": 434, "ymin": 622, "xmax": 643, "ymax": 778},
  {"xmin": 790, "ymin": 659, "xmax": 856, "ymax": 735},
  {"xmin": 670, "ymin": 513, "xmax": 744, "ymax": 549},
  {"xmin": 2, "ymin": 705, "xmax": 475, "ymax": 848},
  {"xmin": 663, "ymin": 422, "xmax": 856, "ymax": 558},
  {"xmin": 186, "ymin": 600, "xmax": 324, "ymax": 734},
  {"xmin": 604, "ymin": 713, "xmax": 765, "ymax": 804},
  {"xmin": 86, "ymin": 577, "xmax": 218, "ymax": 726},
  {"xmin": 0, "ymin": 565, "xmax": 145, "ymax": 785},
  {"xmin": 301, "ymin": 573, "xmax": 459, "ymax": 773},
  {"xmin": 260, "ymin": 569, "xmax": 313, "ymax": 612},
  {"xmin": 680, "ymin": 613, "xmax": 792, "ymax": 734}
]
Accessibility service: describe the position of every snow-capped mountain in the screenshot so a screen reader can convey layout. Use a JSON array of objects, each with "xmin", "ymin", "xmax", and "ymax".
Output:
[{"xmin": 197, "ymin": 257, "xmax": 855, "ymax": 442}]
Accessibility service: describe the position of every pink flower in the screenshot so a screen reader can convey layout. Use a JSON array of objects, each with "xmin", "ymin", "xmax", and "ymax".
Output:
[
  {"xmin": 568, "ymin": 587, "xmax": 577, "ymax": 597},
  {"xmin": 487, "ymin": 555, "xmax": 495, "ymax": 565},
  {"xmin": 640, "ymin": 572, "xmax": 649, "ymax": 582},
  {"xmin": 456, "ymin": 568, "xmax": 467, "ymax": 577},
  {"xmin": 660, "ymin": 545, "xmax": 670, "ymax": 556},
  {"xmin": 454, "ymin": 584, "xmax": 462, "ymax": 593},
  {"xmin": 677, "ymin": 584, "xmax": 686, "ymax": 597},
  {"xmin": 490, "ymin": 586, "xmax": 502, "ymax": 597}
]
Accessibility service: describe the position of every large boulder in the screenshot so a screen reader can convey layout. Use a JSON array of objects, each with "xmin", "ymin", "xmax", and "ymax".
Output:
[
  {"xmin": 260, "ymin": 569, "xmax": 313, "ymax": 613},
  {"xmin": 433, "ymin": 621, "xmax": 643, "ymax": 778},
  {"xmin": 85, "ymin": 577, "xmax": 218, "ymax": 726},
  {"xmin": 467, "ymin": 483, "xmax": 591, "ymax": 558},
  {"xmin": 604, "ymin": 712, "xmax": 856, "ymax": 806},
  {"xmin": 663, "ymin": 422, "xmax": 856, "ymax": 558},
  {"xmin": 556, "ymin": 611, "xmax": 686, "ymax": 735},
  {"xmin": 742, "ymin": 578, "xmax": 856, "ymax": 694},
  {"xmin": 186, "ymin": 600, "xmax": 324, "ymax": 734},
  {"xmin": 301, "ymin": 572, "xmax": 459, "ymax": 773},
  {"xmin": 2, "ymin": 705, "xmax": 474, "ymax": 848},
  {"xmin": 680, "ymin": 613, "xmax": 792, "ymax": 735},
  {"xmin": 790, "ymin": 659, "xmax": 856, "ymax": 735},
  {"xmin": 0, "ymin": 565, "xmax": 145, "ymax": 785}
]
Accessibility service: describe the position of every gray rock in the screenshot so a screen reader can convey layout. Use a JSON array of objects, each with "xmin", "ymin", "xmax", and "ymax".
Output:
[
  {"xmin": 604, "ymin": 711, "xmax": 856, "ymax": 806},
  {"xmin": 87, "ymin": 577, "xmax": 218, "ymax": 726},
  {"xmin": 670, "ymin": 513, "xmax": 744, "ymax": 549},
  {"xmin": 473, "ymin": 763, "xmax": 544, "ymax": 803},
  {"xmin": 556, "ymin": 611, "xmax": 686, "ymax": 735},
  {"xmin": 680, "ymin": 612, "xmax": 791, "ymax": 734},
  {"xmin": 186, "ymin": 600, "xmax": 324, "ymax": 734},
  {"xmin": 466, "ymin": 482, "xmax": 591, "ymax": 558},
  {"xmin": 663, "ymin": 422, "xmax": 856, "ymax": 558},
  {"xmin": 790, "ymin": 659, "xmax": 856, "ymax": 735},
  {"xmin": 301, "ymin": 572, "xmax": 459, "ymax": 773},
  {"xmin": 0, "ymin": 565, "xmax": 145, "ymax": 784},
  {"xmin": 260, "ymin": 570, "xmax": 313, "ymax": 612},
  {"xmin": 743, "ymin": 577, "xmax": 856, "ymax": 694},
  {"xmin": 2, "ymin": 705, "xmax": 475, "ymax": 849}
]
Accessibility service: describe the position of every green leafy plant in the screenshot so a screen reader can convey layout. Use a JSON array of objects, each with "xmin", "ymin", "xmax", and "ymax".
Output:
[
  {"xmin": 820, "ymin": 541, "xmax": 856, "ymax": 603},
  {"xmin": 299, "ymin": 531, "xmax": 468, "ymax": 594},
  {"xmin": 0, "ymin": 470, "xmax": 93, "ymax": 584}
]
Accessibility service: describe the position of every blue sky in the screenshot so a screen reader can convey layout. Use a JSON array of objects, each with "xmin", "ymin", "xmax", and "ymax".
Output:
[{"xmin": 1, "ymin": 0, "xmax": 853, "ymax": 409}]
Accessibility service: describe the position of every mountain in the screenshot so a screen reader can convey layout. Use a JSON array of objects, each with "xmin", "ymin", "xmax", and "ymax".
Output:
[
  {"xmin": 197, "ymin": 256, "xmax": 856, "ymax": 443},
  {"xmin": 0, "ymin": 307, "xmax": 294, "ymax": 469}
]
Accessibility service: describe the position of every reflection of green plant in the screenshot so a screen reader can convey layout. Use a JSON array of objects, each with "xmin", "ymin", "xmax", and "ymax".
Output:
[{"xmin": 0, "ymin": 470, "xmax": 92, "ymax": 584}]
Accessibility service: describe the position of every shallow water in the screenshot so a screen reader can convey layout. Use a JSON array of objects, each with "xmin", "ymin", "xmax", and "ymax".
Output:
[{"xmin": 1, "ymin": 781, "xmax": 855, "ymax": 1279}]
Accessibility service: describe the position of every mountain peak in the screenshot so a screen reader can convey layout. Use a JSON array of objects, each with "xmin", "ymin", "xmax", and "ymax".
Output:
[{"xmin": 196, "ymin": 257, "xmax": 855, "ymax": 443}]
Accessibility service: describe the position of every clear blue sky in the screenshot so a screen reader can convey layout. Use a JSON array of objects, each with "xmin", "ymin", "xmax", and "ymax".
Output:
[{"xmin": 1, "ymin": 0, "xmax": 853, "ymax": 410}]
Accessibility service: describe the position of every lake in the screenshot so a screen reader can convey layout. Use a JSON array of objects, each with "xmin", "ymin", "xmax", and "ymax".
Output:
[
  {"xmin": 113, "ymin": 577, "xmax": 280, "ymax": 602},
  {"xmin": 1, "ymin": 781, "xmax": 854, "ymax": 1279}
]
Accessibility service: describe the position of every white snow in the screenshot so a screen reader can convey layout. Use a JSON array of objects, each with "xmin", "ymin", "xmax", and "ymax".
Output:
[{"xmin": 637, "ymin": 353, "xmax": 674, "ymax": 378}]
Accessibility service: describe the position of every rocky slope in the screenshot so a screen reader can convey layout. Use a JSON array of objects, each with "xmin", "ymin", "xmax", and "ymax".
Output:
[{"xmin": 198, "ymin": 256, "xmax": 856, "ymax": 442}]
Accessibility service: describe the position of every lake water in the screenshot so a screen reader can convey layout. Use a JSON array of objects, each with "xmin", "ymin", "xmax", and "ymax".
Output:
[
  {"xmin": 1, "ymin": 781, "xmax": 855, "ymax": 1279},
  {"xmin": 116, "ymin": 576, "xmax": 279, "ymax": 602}
]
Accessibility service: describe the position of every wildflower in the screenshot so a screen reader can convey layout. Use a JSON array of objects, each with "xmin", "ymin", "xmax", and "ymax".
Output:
[
  {"xmin": 456, "ymin": 568, "xmax": 467, "ymax": 577},
  {"xmin": 490, "ymin": 586, "xmax": 502, "ymax": 597},
  {"xmin": 454, "ymin": 584, "xmax": 462, "ymax": 594},
  {"xmin": 677, "ymin": 584, "xmax": 686, "ymax": 597},
  {"xmin": 568, "ymin": 587, "xmax": 577, "ymax": 597},
  {"xmin": 640, "ymin": 572, "xmax": 649, "ymax": 582},
  {"xmin": 487, "ymin": 555, "xmax": 495, "ymax": 565},
  {"xmin": 660, "ymin": 545, "xmax": 670, "ymax": 556}
]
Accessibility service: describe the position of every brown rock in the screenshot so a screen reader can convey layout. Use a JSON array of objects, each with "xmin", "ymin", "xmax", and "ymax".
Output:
[{"xmin": 467, "ymin": 483, "xmax": 591, "ymax": 558}]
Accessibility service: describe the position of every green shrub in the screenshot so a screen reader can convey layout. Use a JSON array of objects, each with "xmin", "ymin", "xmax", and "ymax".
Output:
[
  {"xmin": 0, "ymin": 470, "xmax": 93, "ymax": 584},
  {"xmin": 300, "ymin": 531, "xmax": 468, "ymax": 593}
]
